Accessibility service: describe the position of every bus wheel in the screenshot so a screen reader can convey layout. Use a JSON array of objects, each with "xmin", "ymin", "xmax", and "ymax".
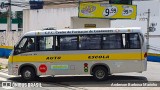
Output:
[
  {"xmin": 93, "ymin": 66, "xmax": 108, "ymax": 81},
  {"xmin": 21, "ymin": 67, "xmax": 36, "ymax": 81}
]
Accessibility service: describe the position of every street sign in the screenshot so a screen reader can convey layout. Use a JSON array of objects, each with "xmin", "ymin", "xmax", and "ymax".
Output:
[
  {"xmin": 0, "ymin": 2, "xmax": 8, "ymax": 12},
  {"xmin": 29, "ymin": 1, "xmax": 44, "ymax": 9},
  {"xmin": 149, "ymin": 27, "xmax": 156, "ymax": 32},
  {"xmin": 0, "ymin": 2, "xmax": 5, "ymax": 9},
  {"xmin": 78, "ymin": 2, "xmax": 137, "ymax": 19}
]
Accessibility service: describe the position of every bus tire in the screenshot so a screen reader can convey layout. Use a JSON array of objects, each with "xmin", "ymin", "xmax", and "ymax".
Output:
[
  {"xmin": 93, "ymin": 66, "xmax": 108, "ymax": 81},
  {"xmin": 21, "ymin": 67, "xmax": 36, "ymax": 81}
]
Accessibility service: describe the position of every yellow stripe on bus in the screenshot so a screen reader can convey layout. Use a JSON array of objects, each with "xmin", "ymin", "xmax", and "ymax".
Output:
[{"xmin": 9, "ymin": 53, "xmax": 144, "ymax": 63}]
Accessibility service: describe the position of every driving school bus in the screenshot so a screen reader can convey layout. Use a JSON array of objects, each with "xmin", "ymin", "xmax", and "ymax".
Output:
[{"xmin": 8, "ymin": 27, "xmax": 147, "ymax": 81}]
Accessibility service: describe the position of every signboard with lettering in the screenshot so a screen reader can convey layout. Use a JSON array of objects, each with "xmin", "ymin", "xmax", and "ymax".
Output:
[
  {"xmin": 0, "ymin": 2, "xmax": 8, "ymax": 12},
  {"xmin": 39, "ymin": 64, "xmax": 47, "ymax": 73},
  {"xmin": 0, "ymin": 2, "xmax": 5, "ymax": 9},
  {"xmin": 29, "ymin": 1, "xmax": 44, "ymax": 9},
  {"xmin": 78, "ymin": 2, "xmax": 137, "ymax": 19}
]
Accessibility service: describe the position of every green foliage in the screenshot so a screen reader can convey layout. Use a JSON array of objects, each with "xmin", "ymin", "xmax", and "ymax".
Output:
[
  {"xmin": 5, "ymin": 65, "xmax": 8, "ymax": 69},
  {"xmin": 0, "ymin": 12, "xmax": 8, "ymax": 18},
  {"xmin": 0, "ymin": 64, "xmax": 2, "ymax": 70}
]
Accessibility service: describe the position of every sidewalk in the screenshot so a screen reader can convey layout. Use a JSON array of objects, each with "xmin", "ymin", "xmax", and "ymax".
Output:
[{"xmin": 0, "ymin": 58, "xmax": 8, "ymax": 69}]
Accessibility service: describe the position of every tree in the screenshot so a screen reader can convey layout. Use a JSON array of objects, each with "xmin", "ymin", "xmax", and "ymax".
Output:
[{"xmin": 0, "ymin": 12, "xmax": 8, "ymax": 18}]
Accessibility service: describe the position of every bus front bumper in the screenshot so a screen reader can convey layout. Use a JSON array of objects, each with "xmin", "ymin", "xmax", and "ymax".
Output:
[{"xmin": 8, "ymin": 62, "xmax": 19, "ymax": 76}]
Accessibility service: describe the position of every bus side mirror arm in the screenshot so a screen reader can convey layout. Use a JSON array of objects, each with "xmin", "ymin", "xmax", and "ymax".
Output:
[
  {"xmin": 13, "ymin": 46, "xmax": 20, "ymax": 55},
  {"xmin": 13, "ymin": 46, "xmax": 17, "ymax": 55}
]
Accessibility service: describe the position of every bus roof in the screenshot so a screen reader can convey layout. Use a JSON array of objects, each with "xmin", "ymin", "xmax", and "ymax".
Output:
[{"xmin": 24, "ymin": 27, "xmax": 142, "ymax": 36}]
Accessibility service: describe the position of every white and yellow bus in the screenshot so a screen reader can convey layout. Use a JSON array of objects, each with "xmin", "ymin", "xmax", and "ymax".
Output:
[{"xmin": 8, "ymin": 27, "xmax": 147, "ymax": 81}]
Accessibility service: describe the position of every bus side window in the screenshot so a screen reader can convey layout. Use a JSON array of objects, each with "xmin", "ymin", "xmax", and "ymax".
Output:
[
  {"xmin": 37, "ymin": 36, "xmax": 54, "ymax": 51},
  {"xmin": 126, "ymin": 33, "xmax": 141, "ymax": 49},
  {"xmin": 79, "ymin": 35, "xmax": 101, "ymax": 50},
  {"xmin": 14, "ymin": 37, "xmax": 35, "ymax": 54},
  {"xmin": 57, "ymin": 36, "xmax": 78, "ymax": 50},
  {"xmin": 14, "ymin": 37, "xmax": 28, "ymax": 54},
  {"xmin": 102, "ymin": 34, "xmax": 122, "ymax": 49},
  {"xmin": 27, "ymin": 38, "xmax": 35, "ymax": 51}
]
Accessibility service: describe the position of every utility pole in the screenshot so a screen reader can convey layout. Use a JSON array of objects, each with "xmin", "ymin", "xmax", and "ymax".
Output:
[
  {"xmin": 7, "ymin": 0, "xmax": 12, "ymax": 46},
  {"xmin": 146, "ymin": 9, "xmax": 150, "ymax": 53}
]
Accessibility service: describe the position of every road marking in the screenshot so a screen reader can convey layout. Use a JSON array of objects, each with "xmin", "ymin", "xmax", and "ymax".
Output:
[
  {"xmin": 0, "ymin": 72, "xmax": 15, "ymax": 77},
  {"xmin": 2, "ymin": 87, "xmax": 14, "ymax": 89},
  {"xmin": 0, "ymin": 77, "xmax": 7, "ymax": 81}
]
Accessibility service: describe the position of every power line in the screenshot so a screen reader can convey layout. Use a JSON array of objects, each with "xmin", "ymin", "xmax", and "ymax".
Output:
[
  {"xmin": 149, "ymin": 45, "xmax": 160, "ymax": 52},
  {"xmin": 149, "ymin": 48, "xmax": 160, "ymax": 52},
  {"xmin": 149, "ymin": 45, "xmax": 160, "ymax": 50}
]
